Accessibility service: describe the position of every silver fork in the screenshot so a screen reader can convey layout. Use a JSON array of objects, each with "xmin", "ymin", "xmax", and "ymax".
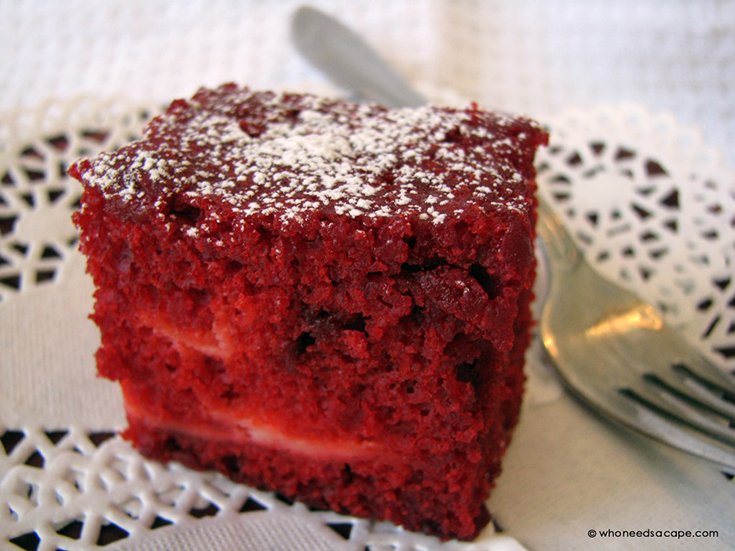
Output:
[{"xmin": 291, "ymin": 5, "xmax": 735, "ymax": 471}]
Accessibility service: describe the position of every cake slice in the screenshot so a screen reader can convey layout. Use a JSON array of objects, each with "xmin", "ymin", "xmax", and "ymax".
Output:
[{"xmin": 70, "ymin": 84, "xmax": 548, "ymax": 540}]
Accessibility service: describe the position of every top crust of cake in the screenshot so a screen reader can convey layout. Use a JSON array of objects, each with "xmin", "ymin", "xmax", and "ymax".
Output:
[{"xmin": 71, "ymin": 84, "xmax": 546, "ymax": 232}]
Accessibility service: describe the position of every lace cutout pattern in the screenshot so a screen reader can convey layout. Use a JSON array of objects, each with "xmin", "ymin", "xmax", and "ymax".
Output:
[{"xmin": 1, "ymin": 97, "xmax": 733, "ymax": 549}]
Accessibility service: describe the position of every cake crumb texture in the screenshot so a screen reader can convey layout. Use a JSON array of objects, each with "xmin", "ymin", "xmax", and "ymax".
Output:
[{"xmin": 70, "ymin": 84, "xmax": 548, "ymax": 541}]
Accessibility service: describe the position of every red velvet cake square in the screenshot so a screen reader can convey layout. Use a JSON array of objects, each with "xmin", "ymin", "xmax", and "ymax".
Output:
[{"xmin": 70, "ymin": 84, "xmax": 548, "ymax": 540}]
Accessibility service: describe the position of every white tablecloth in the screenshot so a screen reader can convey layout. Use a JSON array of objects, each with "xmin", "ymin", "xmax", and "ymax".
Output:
[
  {"xmin": 1, "ymin": 2, "xmax": 734, "ymax": 550},
  {"xmin": 2, "ymin": 0, "xmax": 734, "ymax": 167}
]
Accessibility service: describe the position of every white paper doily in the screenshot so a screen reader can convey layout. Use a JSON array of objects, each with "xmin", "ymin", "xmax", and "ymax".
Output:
[
  {"xmin": 536, "ymin": 104, "xmax": 735, "ymax": 372},
  {"xmin": 1, "ymin": 95, "xmax": 733, "ymax": 551}
]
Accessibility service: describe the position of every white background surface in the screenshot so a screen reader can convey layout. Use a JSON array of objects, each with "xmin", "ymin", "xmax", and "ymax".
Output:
[{"xmin": 2, "ymin": 0, "xmax": 734, "ymax": 166}]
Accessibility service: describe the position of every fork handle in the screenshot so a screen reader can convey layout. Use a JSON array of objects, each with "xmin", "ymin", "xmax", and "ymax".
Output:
[
  {"xmin": 537, "ymin": 198, "xmax": 583, "ymax": 272},
  {"xmin": 291, "ymin": 6, "xmax": 426, "ymax": 108}
]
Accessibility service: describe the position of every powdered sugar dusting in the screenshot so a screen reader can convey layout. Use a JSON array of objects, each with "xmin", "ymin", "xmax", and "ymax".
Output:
[{"xmin": 76, "ymin": 85, "xmax": 543, "ymax": 228}]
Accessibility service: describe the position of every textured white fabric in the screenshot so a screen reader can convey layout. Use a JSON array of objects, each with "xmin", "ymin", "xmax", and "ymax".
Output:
[
  {"xmin": 434, "ymin": 0, "xmax": 735, "ymax": 168},
  {"xmin": 109, "ymin": 512, "xmax": 353, "ymax": 551},
  {"xmin": 2, "ymin": 0, "xmax": 733, "ymax": 165},
  {"xmin": 1, "ymin": 2, "xmax": 734, "ymax": 550}
]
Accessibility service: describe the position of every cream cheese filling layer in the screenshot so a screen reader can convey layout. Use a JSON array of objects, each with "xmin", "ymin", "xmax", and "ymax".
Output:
[
  {"xmin": 130, "ymin": 313, "xmax": 382, "ymax": 461},
  {"xmin": 124, "ymin": 389, "xmax": 382, "ymax": 461}
]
